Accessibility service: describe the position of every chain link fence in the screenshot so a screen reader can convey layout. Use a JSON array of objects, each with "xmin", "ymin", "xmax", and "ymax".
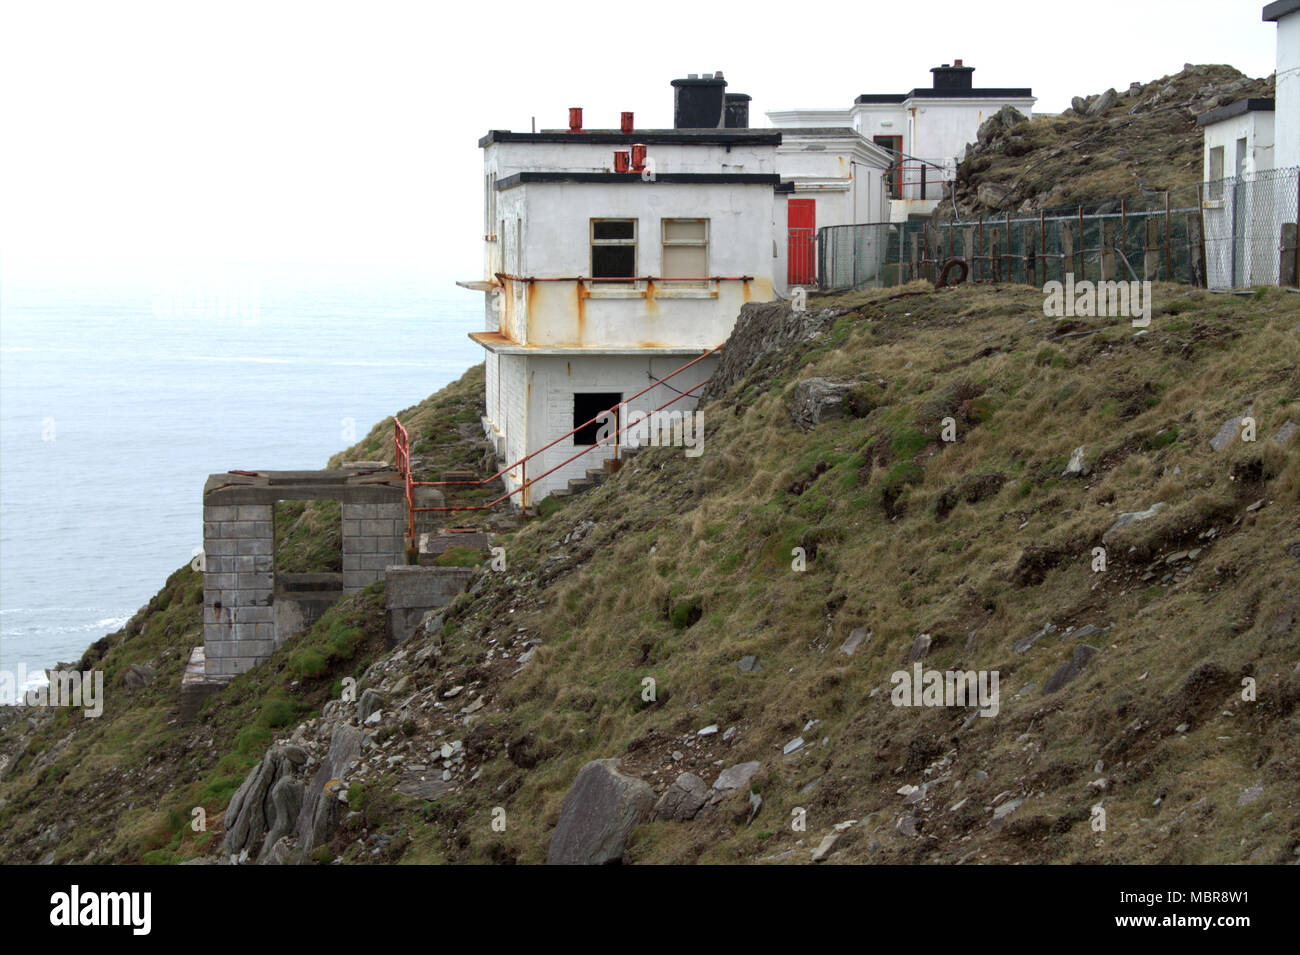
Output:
[{"xmin": 817, "ymin": 166, "xmax": 1299, "ymax": 292}]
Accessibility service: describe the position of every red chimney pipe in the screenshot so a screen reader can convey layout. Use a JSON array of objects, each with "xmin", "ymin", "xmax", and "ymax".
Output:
[
  {"xmin": 620, "ymin": 111, "xmax": 634, "ymax": 134},
  {"xmin": 613, "ymin": 150, "xmax": 630, "ymax": 173},
  {"xmin": 568, "ymin": 107, "xmax": 583, "ymax": 132},
  {"xmin": 630, "ymin": 143, "xmax": 647, "ymax": 172},
  {"xmin": 954, "ymin": 58, "xmax": 963, "ymax": 66}
]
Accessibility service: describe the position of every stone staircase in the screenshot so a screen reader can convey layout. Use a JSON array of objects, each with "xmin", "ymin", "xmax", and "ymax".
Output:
[{"xmin": 550, "ymin": 447, "xmax": 642, "ymax": 499}]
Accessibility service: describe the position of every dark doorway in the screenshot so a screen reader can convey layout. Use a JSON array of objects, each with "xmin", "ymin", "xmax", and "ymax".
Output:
[{"xmin": 573, "ymin": 393, "xmax": 621, "ymax": 445}]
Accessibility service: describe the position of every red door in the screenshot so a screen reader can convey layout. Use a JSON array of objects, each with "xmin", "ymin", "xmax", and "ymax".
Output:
[{"xmin": 787, "ymin": 199, "xmax": 815, "ymax": 286}]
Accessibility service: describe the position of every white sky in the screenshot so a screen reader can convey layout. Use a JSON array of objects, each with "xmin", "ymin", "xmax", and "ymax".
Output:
[{"xmin": 0, "ymin": 0, "xmax": 1280, "ymax": 286}]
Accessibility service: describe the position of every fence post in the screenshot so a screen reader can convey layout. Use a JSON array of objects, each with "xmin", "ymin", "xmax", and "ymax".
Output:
[
  {"xmin": 978, "ymin": 217, "xmax": 984, "ymax": 282},
  {"xmin": 1039, "ymin": 211, "xmax": 1047, "ymax": 286},
  {"xmin": 963, "ymin": 228, "xmax": 974, "ymax": 283},
  {"xmin": 909, "ymin": 232, "xmax": 919, "ymax": 284},
  {"xmin": 1100, "ymin": 221, "xmax": 1115, "ymax": 281},
  {"xmin": 1196, "ymin": 183, "xmax": 1209, "ymax": 287},
  {"xmin": 1077, "ymin": 206, "xmax": 1085, "ymax": 282},
  {"xmin": 1023, "ymin": 223, "xmax": 1035, "ymax": 286},
  {"xmin": 1186, "ymin": 212, "xmax": 1205, "ymax": 287},
  {"xmin": 1144, "ymin": 219, "xmax": 1160, "ymax": 281},
  {"xmin": 1280, "ymin": 222, "xmax": 1298, "ymax": 288},
  {"xmin": 1061, "ymin": 224, "xmax": 1074, "ymax": 283},
  {"xmin": 1170, "ymin": 191, "xmax": 1180, "ymax": 280}
]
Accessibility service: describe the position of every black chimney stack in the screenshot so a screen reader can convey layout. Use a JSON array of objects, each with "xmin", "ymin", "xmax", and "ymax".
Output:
[
  {"xmin": 724, "ymin": 92, "xmax": 751, "ymax": 128},
  {"xmin": 930, "ymin": 59, "xmax": 974, "ymax": 91},
  {"xmin": 671, "ymin": 72, "xmax": 727, "ymax": 129}
]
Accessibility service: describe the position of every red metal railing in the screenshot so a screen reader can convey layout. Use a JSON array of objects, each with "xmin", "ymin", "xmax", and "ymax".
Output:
[
  {"xmin": 887, "ymin": 161, "xmax": 951, "ymax": 201},
  {"xmin": 494, "ymin": 272, "xmax": 754, "ymax": 283},
  {"xmin": 392, "ymin": 344, "xmax": 723, "ymax": 543}
]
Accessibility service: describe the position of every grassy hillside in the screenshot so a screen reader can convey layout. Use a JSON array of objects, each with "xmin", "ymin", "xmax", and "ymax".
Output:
[{"xmin": 2, "ymin": 286, "xmax": 1298, "ymax": 865}]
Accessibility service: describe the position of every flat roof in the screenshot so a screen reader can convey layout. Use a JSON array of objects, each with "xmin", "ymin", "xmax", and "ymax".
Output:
[
  {"xmin": 495, "ymin": 172, "xmax": 782, "ymax": 190},
  {"xmin": 1264, "ymin": 0, "xmax": 1300, "ymax": 21},
  {"xmin": 855, "ymin": 88, "xmax": 1033, "ymax": 104},
  {"xmin": 1197, "ymin": 97, "xmax": 1276, "ymax": 126},
  {"xmin": 479, "ymin": 129, "xmax": 782, "ymax": 148}
]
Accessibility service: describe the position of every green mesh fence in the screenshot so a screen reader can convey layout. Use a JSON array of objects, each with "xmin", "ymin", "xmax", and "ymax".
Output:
[{"xmin": 817, "ymin": 168, "xmax": 1299, "ymax": 292}]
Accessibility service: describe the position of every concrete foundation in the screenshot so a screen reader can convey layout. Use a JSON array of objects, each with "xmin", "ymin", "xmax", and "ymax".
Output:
[{"xmin": 385, "ymin": 565, "xmax": 477, "ymax": 646}]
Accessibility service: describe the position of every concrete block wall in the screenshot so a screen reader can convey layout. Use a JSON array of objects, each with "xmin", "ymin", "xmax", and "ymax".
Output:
[
  {"xmin": 342, "ymin": 501, "xmax": 407, "ymax": 592},
  {"xmin": 202, "ymin": 503, "xmax": 275, "ymax": 678}
]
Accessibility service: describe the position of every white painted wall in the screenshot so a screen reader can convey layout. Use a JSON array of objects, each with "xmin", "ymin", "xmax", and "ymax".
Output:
[
  {"xmin": 492, "ymin": 179, "xmax": 776, "ymax": 348},
  {"xmin": 489, "ymin": 352, "xmax": 718, "ymax": 505},
  {"xmin": 1202, "ymin": 111, "xmax": 1275, "ymax": 180},
  {"xmin": 1274, "ymin": 10, "xmax": 1300, "ymax": 170},
  {"xmin": 1201, "ymin": 111, "xmax": 1283, "ymax": 287}
]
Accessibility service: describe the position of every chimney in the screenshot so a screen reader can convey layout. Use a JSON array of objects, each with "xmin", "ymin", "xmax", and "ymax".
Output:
[
  {"xmin": 620, "ymin": 111, "xmax": 634, "ymax": 134},
  {"xmin": 724, "ymin": 93, "xmax": 751, "ymax": 128},
  {"xmin": 671, "ymin": 73, "xmax": 727, "ymax": 129},
  {"xmin": 930, "ymin": 61, "xmax": 974, "ymax": 91},
  {"xmin": 568, "ymin": 107, "xmax": 583, "ymax": 132}
]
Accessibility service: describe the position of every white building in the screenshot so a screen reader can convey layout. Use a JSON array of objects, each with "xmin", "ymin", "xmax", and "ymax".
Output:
[
  {"xmin": 768, "ymin": 60, "xmax": 1035, "ymax": 222},
  {"xmin": 772, "ymin": 129, "xmax": 893, "ymax": 287},
  {"xmin": 465, "ymin": 75, "xmax": 781, "ymax": 508},
  {"xmin": 1265, "ymin": 0, "xmax": 1299, "ymax": 170},
  {"xmin": 1196, "ymin": 1, "xmax": 1300, "ymax": 286}
]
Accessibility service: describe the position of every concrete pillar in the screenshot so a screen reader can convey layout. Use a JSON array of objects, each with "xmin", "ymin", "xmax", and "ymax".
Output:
[
  {"xmin": 341, "ymin": 501, "xmax": 407, "ymax": 592},
  {"xmin": 202, "ymin": 502, "xmax": 274, "ymax": 678}
]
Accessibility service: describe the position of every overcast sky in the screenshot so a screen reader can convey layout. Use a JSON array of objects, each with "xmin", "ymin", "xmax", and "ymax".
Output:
[{"xmin": 0, "ymin": 0, "xmax": 1280, "ymax": 287}]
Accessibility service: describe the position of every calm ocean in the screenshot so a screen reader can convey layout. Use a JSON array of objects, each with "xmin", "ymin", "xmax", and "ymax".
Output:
[{"xmin": 0, "ymin": 265, "xmax": 483, "ymax": 688}]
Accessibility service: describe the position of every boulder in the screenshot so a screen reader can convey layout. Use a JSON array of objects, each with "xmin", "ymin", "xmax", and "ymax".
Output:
[
  {"xmin": 1042, "ymin": 644, "xmax": 1099, "ymax": 694},
  {"xmin": 123, "ymin": 664, "xmax": 156, "ymax": 689},
  {"xmin": 653, "ymin": 773, "xmax": 709, "ymax": 821},
  {"xmin": 713, "ymin": 761, "xmax": 761, "ymax": 793},
  {"xmin": 358, "ymin": 688, "xmax": 384, "ymax": 724},
  {"xmin": 1061, "ymin": 446, "xmax": 1089, "ymax": 478},
  {"xmin": 839, "ymin": 627, "xmax": 867, "ymax": 657},
  {"xmin": 789, "ymin": 378, "xmax": 862, "ymax": 432},
  {"xmin": 1087, "ymin": 88, "xmax": 1118, "ymax": 116},
  {"xmin": 546, "ymin": 759, "xmax": 655, "ymax": 864},
  {"xmin": 976, "ymin": 182, "xmax": 1010, "ymax": 209},
  {"xmin": 1102, "ymin": 502, "xmax": 1166, "ymax": 543}
]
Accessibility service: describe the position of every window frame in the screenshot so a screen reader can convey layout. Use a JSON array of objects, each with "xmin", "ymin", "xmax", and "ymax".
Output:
[
  {"xmin": 661, "ymin": 217, "xmax": 710, "ymax": 286},
  {"xmin": 590, "ymin": 218, "xmax": 638, "ymax": 283}
]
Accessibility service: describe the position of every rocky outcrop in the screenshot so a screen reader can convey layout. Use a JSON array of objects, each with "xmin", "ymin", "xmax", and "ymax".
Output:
[
  {"xmin": 223, "ymin": 742, "xmax": 307, "ymax": 859},
  {"xmin": 789, "ymin": 378, "xmax": 872, "ymax": 432},
  {"xmin": 546, "ymin": 758, "xmax": 654, "ymax": 864},
  {"xmin": 702, "ymin": 301, "xmax": 845, "ymax": 402}
]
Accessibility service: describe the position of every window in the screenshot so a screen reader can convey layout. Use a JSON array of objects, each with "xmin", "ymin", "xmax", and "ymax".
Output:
[
  {"xmin": 591, "ymin": 219, "xmax": 636, "ymax": 280},
  {"xmin": 1235, "ymin": 137, "xmax": 1249, "ymax": 177},
  {"xmin": 573, "ymin": 393, "xmax": 621, "ymax": 446},
  {"xmin": 1208, "ymin": 146, "xmax": 1224, "ymax": 200},
  {"xmin": 662, "ymin": 218, "xmax": 709, "ymax": 284}
]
